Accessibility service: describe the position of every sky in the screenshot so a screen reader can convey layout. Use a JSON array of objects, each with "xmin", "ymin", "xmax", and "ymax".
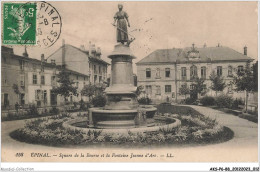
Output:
[{"xmin": 12, "ymin": 1, "xmax": 258, "ymax": 73}]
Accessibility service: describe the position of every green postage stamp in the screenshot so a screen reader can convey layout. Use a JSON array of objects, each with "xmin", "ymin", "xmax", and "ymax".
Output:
[{"xmin": 3, "ymin": 2, "xmax": 37, "ymax": 45}]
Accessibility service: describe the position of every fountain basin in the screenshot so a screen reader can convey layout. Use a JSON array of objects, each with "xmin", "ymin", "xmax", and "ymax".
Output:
[
  {"xmin": 63, "ymin": 117, "xmax": 181, "ymax": 135},
  {"xmin": 89, "ymin": 105, "xmax": 157, "ymax": 129}
]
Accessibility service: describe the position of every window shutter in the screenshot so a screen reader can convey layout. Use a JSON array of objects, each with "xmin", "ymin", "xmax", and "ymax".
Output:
[{"xmin": 35, "ymin": 90, "xmax": 37, "ymax": 100}]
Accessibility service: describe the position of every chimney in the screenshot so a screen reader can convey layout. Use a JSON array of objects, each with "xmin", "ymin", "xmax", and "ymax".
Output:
[
  {"xmin": 91, "ymin": 44, "xmax": 96, "ymax": 57},
  {"xmin": 41, "ymin": 54, "xmax": 45, "ymax": 62},
  {"xmin": 244, "ymin": 46, "xmax": 247, "ymax": 56},
  {"xmin": 96, "ymin": 47, "xmax": 101, "ymax": 58},
  {"xmin": 88, "ymin": 41, "xmax": 92, "ymax": 57},
  {"xmin": 62, "ymin": 39, "xmax": 65, "ymax": 68},
  {"xmin": 217, "ymin": 43, "xmax": 220, "ymax": 47},
  {"xmin": 203, "ymin": 43, "xmax": 207, "ymax": 48},
  {"xmin": 23, "ymin": 46, "xmax": 28, "ymax": 57},
  {"xmin": 91, "ymin": 44, "xmax": 96, "ymax": 52}
]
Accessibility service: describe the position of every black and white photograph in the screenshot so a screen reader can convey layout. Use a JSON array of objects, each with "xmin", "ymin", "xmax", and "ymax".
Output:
[{"xmin": 1, "ymin": 0, "xmax": 259, "ymax": 171}]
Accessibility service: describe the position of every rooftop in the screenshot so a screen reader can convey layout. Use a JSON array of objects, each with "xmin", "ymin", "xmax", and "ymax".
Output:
[
  {"xmin": 136, "ymin": 46, "xmax": 253, "ymax": 65},
  {"xmin": 48, "ymin": 44, "xmax": 110, "ymax": 65}
]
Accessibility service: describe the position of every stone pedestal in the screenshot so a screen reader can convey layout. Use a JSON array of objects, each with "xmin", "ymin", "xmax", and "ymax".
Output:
[
  {"xmin": 89, "ymin": 44, "xmax": 157, "ymax": 129},
  {"xmin": 104, "ymin": 44, "xmax": 137, "ymax": 110}
]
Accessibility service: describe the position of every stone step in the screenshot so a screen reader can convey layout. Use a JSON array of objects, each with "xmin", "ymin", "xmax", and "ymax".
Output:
[{"xmin": 96, "ymin": 120, "xmax": 135, "ymax": 129}]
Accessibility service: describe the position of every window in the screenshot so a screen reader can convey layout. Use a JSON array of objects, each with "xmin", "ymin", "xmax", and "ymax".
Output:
[
  {"xmin": 145, "ymin": 85, "xmax": 152, "ymax": 95},
  {"xmin": 99, "ymin": 66, "xmax": 101, "ymax": 74},
  {"xmin": 51, "ymin": 76, "xmax": 56, "ymax": 86},
  {"xmin": 156, "ymin": 85, "xmax": 161, "ymax": 95},
  {"xmin": 165, "ymin": 85, "xmax": 171, "ymax": 93},
  {"xmin": 76, "ymin": 75, "xmax": 79, "ymax": 80},
  {"xmin": 20, "ymin": 93, "xmax": 25, "ymax": 105},
  {"xmin": 20, "ymin": 75, "xmax": 25, "ymax": 86},
  {"xmin": 165, "ymin": 68, "xmax": 170, "ymax": 78},
  {"xmin": 217, "ymin": 66, "xmax": 222, "ymax": 76},
  {"xmin": 94, "ymin": 65, "xmax": 97, "ymax": 74},
  {"xmin": 228, "ymin": 66, "xmax": 233, "ymax": 76},
  {"xmin": 3, "ymin": 93, "xmax": 9, "ymax": 107},
  {"xmin": 41, "ymin": 75, "xmax": 45, "ymax": 85},
  {"xmin": 43, "ymin": 90, "xmax": 47, "ymax": 105},
  {"xmin": 99, "ymin": 76, "xmax": 102, "ymax": 83},
  {"xmin": 190, "ymin": 65, "xmax": 197, "ymax": 80},
  {"xmin": 33, "ymin": 74, "xmax": 37, "ymax": 84},
  {"xmin": 146, "ymin": 68, "xmax": 151, "ymax": 78},
  {"xmin": 3, "ymin": 57, "xmax": 6, "ymax": 63},
  {"xmin": 94, "ymin": 75, "xmax": 97, "ymax": 83},
  {"xmin": 35, "ymin": 90, "xmax": 41, "ymax": 100},
  {"xmin": 83, "ymin": 82, "xmax": 85, "ymax": 86},
  {"xmin": 156, "ymin": 68, "xmax": 160, "ymax": 78},
  {"xmin": 238, "ymin": 66, "xmax": 244, "ymax": 74},
  {"xmin": 201, "ymin": 66, "xmax": 206, "ymax": 79},
  {"xmin": 181, "ymin": 67, "xmax": 187, "ymax": 80},
  {"xmin": 51, "ymin": 91, "xmax": 57, "ymax": 106},
  {"xmin": 190, "ymin": 84, "xmax": 195, "ymax": 90},
  {"xmin": 19, "ymin": 60, "xmax": 24, "ymax": 70}
]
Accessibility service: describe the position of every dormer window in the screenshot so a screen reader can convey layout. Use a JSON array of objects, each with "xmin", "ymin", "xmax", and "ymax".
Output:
[{"xmin": 187, "ymin": 43, "xmax": 200, "ymax": 60}]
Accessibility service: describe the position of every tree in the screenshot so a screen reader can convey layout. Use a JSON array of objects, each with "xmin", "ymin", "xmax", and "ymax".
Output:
[
  {"xmin": 191, "ymin": 77, "xmax": 206, "ymax": 99},
  {"xmin": 233, "ymin": 62, "xmax": 256, "ymax": 112},
  {"xmin": 12, "ymin": 84, "xmax": 20, "ymax": 111},
  {"xmin": 51, "ymin": 69, "xmax": 77, "ymax": 103},
  {"xmin": 209, "ymin": 71, "xmax": 226, "ymax": 96},
  {"xmin": 12, "ymin": 83, "xmax": 20, "ymax": 96},
  {"xmin": 179, "ymin": 83, "xmax": 190, "ymax": 99},
  {"xmin": 81, "ymin": 84, "xmax": 97, "ymax": 102}
]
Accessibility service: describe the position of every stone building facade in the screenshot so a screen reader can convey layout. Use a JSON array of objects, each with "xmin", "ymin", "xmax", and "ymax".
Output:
[
  {"xmin": 136, "ymin": 44, "xmax": 253, "ymax": 103},
  {"xmin": 1, "ymin": 46, "xmax": 58, "ymax": 109},
  {"xmin": 1, "ymin": 42, "xmax": 107, "ymax": 110},
  {"xmin": 48, "ymin": 41, "xmax": 109, "ymax": 85}
]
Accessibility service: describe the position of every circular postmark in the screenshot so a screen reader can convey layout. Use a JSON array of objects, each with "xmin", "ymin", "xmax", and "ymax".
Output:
[{"xmin": 36, "ymin": 1, "xmax": 62, "ymax": 48}]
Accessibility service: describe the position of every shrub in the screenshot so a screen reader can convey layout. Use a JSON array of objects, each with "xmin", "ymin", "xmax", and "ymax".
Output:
[
  {"xmin": 231, "ymin": 98, "xmax": 244, "ymax": 109},
  {"xmin": 215, "ymin": 94, "xmax": 233, "ymax": 108},
  {"xmin": 184, "ymin": 97, "xmax": 196, "ymax": 105},
  {"xmin": 138, "ymin": 97, "xmax": 152, "ymax": 105},
  {"xmin": 27, "ymin": 104, "xmax": 39, "ymax": 116},
  {"xmin": 50, "ymin": 106, "xmax": 60, "ymax": 115},
  {"xmin": 92, "ymin": 95, "xmax": 106, "ymax": 107},
  {"xmin": 79, "ymin": 99, "xmax": 90, "ymax": 111},
  {"xmin": 200, "ymin": 96, "xmax": 215, "ymax": 106}
]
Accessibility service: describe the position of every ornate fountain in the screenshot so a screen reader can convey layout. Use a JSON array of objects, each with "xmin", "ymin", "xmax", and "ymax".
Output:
[{"xmin": 88, "ymin": 4, "xmax": 157, "ymax": 129}]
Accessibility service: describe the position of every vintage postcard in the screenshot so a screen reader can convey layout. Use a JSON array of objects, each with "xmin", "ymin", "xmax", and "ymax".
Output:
[{"xmin": 1, "ymin": 0, "xmax": 259, "ymax": 170}]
